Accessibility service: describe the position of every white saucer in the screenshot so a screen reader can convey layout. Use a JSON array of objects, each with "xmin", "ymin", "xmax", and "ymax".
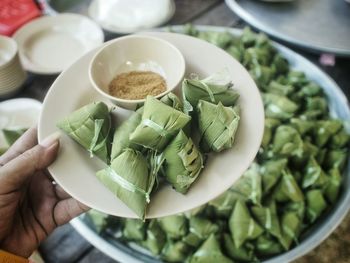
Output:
[
  {"xmin": 88, "ymin": 0, "xmax": 175, "ymax": 34},
  {"xmin": 13, "ymin": 14, "xmax": 104, "ymax": 75},
  {"xmin": 0, "ymin": 98, "xmax": 42, "ymax": 148},
  {"xmin": 38, "ymin": 32, "xmax": 264, "ymax": 218}
]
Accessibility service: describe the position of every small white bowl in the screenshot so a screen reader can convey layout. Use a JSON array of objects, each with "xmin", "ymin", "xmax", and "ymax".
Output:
[
  {"xmin": 88, "ymin": 0, "xmax": 176, "ymax": 34},
  {"xmin": 89, "ymin": 35, "xmax": 186, "ymax": 109},
  {"xmin": 0, "ymin": 36, "xmax": 27, "ymax": 98}
]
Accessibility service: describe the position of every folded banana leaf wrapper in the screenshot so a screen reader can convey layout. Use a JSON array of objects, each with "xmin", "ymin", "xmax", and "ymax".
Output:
[
  {"xmin": 130, "ymin": 96, "xmax": 191, "ymax": 152},
  {"xmin": 57, "ymin": 102, "xmax": 112, "ymax": 163},
  {"xmin": 57, "ymin": 95, "xmax": 203, "ymax": 219},
  {"xmin": 160, "ymin": 92, "xmax": 184, "ymax": 112},
  {"xmin": 96, "ymin": 149, "xmax": 156, "ymax": 220},
  {"xmin": 111, "ymin": 108, "xmax": 143, "ymax": 160},
  {"xmin": 188, "ymin": 234, "xmax": 233, "ymax": 263},
  {"xmin": 197, "ymin": 100, "xmax": 240, "ymax": 152},
  {"xmin": 162, "ymin": 130, "xmax": 204, "ymax": 194},
  {"xmin": 182, "ymin": 72, "xmax": 240, "ymax": 114},
  {"xmin": 110, "ymin": 92, "xmax": 184, "ymax": 160},
  {"xmin": 84, "ymin": 26, "xmax": 350, "ymax": 263}
]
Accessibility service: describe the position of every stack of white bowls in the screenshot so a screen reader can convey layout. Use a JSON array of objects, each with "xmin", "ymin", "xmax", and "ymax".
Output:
[{"xmin": 0, "ymin": 35, "xmax": 27, "ymax": 98}]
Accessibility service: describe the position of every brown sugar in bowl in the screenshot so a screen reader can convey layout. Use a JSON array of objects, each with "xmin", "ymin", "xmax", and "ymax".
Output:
[
  {"xmin": 108, "ymin": 71, "xmax": 167, "ymax": 100},
  {"xmin": 89, "ymin": 34, "xmax": 185, "ymax": 110}
]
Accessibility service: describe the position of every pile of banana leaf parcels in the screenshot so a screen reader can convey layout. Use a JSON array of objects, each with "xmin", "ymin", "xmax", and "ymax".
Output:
[
  {"xmin": 81, "ymin": 27, "xmax": 350, "ymax": 263},
  {"xmin": 58, "ymin": 70, "xmax": 241, "ymax": 219}
]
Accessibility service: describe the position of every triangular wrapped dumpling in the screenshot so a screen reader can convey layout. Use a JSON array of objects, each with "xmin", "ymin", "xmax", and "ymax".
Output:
[
  {"xmin": 262, "ymin": 93, "xmax": 298, "ymax": 120},
  {"xmin": 189, "ymin": 234, "xmax": 233, "ymax": 263},
  {"xmin": 261, "ymin": 118, "xmax": 280, "ymax": 149},
  {"xmin": 260, "ymin": 158, "xmax": 287, "ymax": 194},
  {"xmin": 229, "ymin": 200, "xmax": 264, "ymax": 248},
  {"xmin": 249, "ymin": 65, "xmax": 275, "ymax": 90},
  {"xmin": 122, "ymin": 218, "xmax": 147, "ymax": 241},
  {"xmin": 273, "ymin": 170, "xmax": 304, "ymax": 203},
  {"xmin": 289, "ymin": 118, "xmax": 314, "ymax": 136},
  {"xmin": 316, "ymin": 148, "xmax": 327, "ymax": 165},
  {"xmin": 85, "ymin": 209, "xmax": 108, "ymax": 233},
  {"xmin": 325, "ymin": 168, "xmax": 342, "ymax": 204},
  {"xmin": 197, "ymin": 100, "xmax": 240, "ymax": 152},
  {"xmin": 232, "ymin": 163, "xmax": 262, "ymax": 205},
  {"xmin": 188, "ymin": 217, "xmax": 219, "ymax": 239},
  {"xmin": 161, "ymin": 240, "xmax": 190, "ymax": 262},
  {"xmin": 302, "ymin": 157, "xmax": 329, "ymax": 189},
  {"xmin": 183, "ymin": 217, "xmax": 219, "ymax": 248},
  {"xmin": 255, "ymin": 234, "xmax": 284, "ymax": 256},
  {"xmin": 103, "ymin": 215, "xmax": 120, "ymax": 231},
  {"xmin": 251, "ymin": 202, "xmax": 281, "ymax": 239},
  {"xmin": 286, "ymin": 71, "xmax": 308, "ymax": 88},
  {"xmin": 96, "ymin": 149, "xmax": 155, "ymax": 219},
  {"xmin": 182, "ymin": 23, "xmax": 199, "ymax": 36},
  {"xmin": 272, "ymin": 125, "xmax": 303, "ymax": 157},
  {"xmin": 305, "ymin": 96, "xmax": 327, "ymax": 115},
  {"xmin": 265, "ymin": 81, "xmax": 293, "ymax": 96},
  {"xmin": 272, "ymin": 54, "xmax": 289, "ymax": 75},
  {"xmin": 162, "ymin": 130, "xmax": 203, "ymax": 194},
  {"xmin": 129, "ymin": 96, "xmax": 191, "ymax": 151},
  {"xmin": 223, "ymin": 234, "xmax": 257, "ymax": 262},
  {"xmin": 182, "ymin": 72, "xmax": 239, "ymax": 113},
  {"xmin": 284, "ymin": 201, "xmax": 306, "ymax": 221},
  {"xmin": 323, "ymin": 149, "xmax": 348, "ymax": 170},
  {"xmin": 226, "ymin": 43, "xmax": 244, "ymax": 62},
  {"xmin": 57, "ymin": 102, "xmax": 111, "ymax": 163},
  {"xmin": 208, "ymin": 190, "xmax": 247, "ymax": 218},
  {"xmin": 241, "ymin": 27, "xmax": 257, "ymax": 47},
  {"xmin": 278, "ymin": 211, "xmax": 301, "ymax": 250},
  {"xmin": 291, "ymin": 141, "xmax": 319, "ymax": 168},
  {"xmin": 185, "ymin": 204, "xmax": 207, "ymax": 218},
  {"xmin": 161, "ymin": 92, "xmax": 192, "ymax": 134},
  {"xmin": 300, "ymin": 109, "xmax": 325, "ymax": 120},
  {"xmin": 141, "ymin": 219, "xmax": 166, "ymax": 255},
  {"xmin": 296, "ymin": 82, "xmax": 322, "ymax": 97},
  {"xmin": 330, "ymin": 128, "xmax": 350, "ymax": 149},
  {"xmin": 312, "ymin": 120, "xmax": 343, "ymax": 147},
  {"xmin": 160, "ymin": 92, "xmax": 183, "ymax": 111},
  {"xmin": 182, "ymin": 232, "xmax": 202, "ymax": 248},
  {"xmin": 197, "ymin": 31, "xmax": 233, "ymax": 48},
  {"xmin": 110, "ymin": 108, "xmax": 143, "ymax": 160},
  {"xmin": 111, "ymin": 93, "xmax": 182, "ymax": 159},
  {"xmin": 306, "ymin": 189, "xmax": 327, "ymax": 223},
  {"xmin": 306, "ymin": 95, "xmax": 327, "ymax": 111},
  {"xmin": 158, "ymin": 214, "xmax": 188, "ymax": 239}
]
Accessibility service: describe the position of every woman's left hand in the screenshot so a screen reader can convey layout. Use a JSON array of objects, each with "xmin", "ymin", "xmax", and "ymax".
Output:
[{"xmin": 0, "ymin": 127, "xmax": 89, "ymax": 258}]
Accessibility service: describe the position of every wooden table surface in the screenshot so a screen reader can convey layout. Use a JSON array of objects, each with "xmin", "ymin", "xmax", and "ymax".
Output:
[{"xmin": 6, "ymin": 0, "xmax": 350, "ymax": 262}]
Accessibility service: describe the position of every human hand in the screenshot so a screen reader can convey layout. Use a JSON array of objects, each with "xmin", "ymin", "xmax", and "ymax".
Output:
[{"xmin": 0, "ymin": 127, "xmax": 89, "ymax": 258}]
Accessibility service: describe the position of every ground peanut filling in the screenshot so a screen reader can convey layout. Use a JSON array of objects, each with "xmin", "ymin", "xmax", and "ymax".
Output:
[{"xmin": 108, "ymin": 71, "xmax": 167, "ymax": 100}]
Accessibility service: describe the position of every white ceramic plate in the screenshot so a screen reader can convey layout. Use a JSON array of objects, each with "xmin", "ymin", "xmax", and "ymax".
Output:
[
  {"xmin": 88, "ymin": 0, "xmax": 175, "ymax": 34},
  {"xmin": 13, "ymin": 14, "xmax": 104, "ymax": 75},
  {"xmin": 0, "ymin": 98, "xmax": 42, "ymax": 149},
  {"xmin": 38, "ymin": 32, "xmax": 264, "ymax": 218}
]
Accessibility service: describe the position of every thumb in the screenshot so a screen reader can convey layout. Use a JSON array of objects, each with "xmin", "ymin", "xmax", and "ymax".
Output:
[{"xmin": 0, "ymin": 133, "xmax": 60, "ymax": 193}]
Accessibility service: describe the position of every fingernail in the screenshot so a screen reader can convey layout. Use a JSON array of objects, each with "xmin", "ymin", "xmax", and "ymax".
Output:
[{"xmin": 40, "ymin": 131, "xmax": 61, "ymax": 148}]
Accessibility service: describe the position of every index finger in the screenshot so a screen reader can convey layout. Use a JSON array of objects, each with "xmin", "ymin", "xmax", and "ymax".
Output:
[{"xmin": 0, "ymin": 126, "xmax": 38, "ymax": 166}]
